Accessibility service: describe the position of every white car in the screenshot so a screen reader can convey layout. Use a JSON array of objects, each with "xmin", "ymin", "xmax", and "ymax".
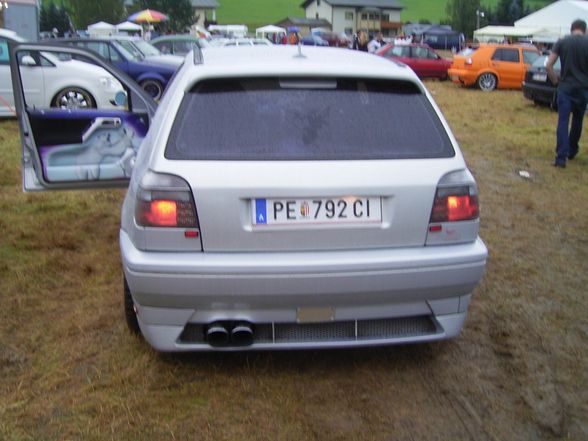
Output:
[
  {"xmin": 11, "ymin": 44, "xmax": 487, "ymax": 352},
  {"xmin": 0, "ymin": 28, "xmax": 124, "ymax": 116},
  {"xmin": 209, "ymin": 38, "xmax": 273, "ymax": 47}
]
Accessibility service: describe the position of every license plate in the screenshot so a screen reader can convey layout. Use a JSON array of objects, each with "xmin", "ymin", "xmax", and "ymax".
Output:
[
  {"xmin": 252, "ymin": 196, "xmax": 382, "ymax": 227},
  {"xmin": 532, "ymin": 73, "xmax": 547, "ymax": 82}
]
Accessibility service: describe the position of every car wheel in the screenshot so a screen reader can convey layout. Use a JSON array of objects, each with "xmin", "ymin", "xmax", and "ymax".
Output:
[
  {"xmin": 52, "ymin": 87, "xmax": 96, "ymax": 109},
  {"xmin": 477, "ymin": 73, "xmax": 497, "ymax": 92},
  {"xmin": 140, "ymin": 79, "xmax": 164, "ymax": 100},
  {"xmin": 124, "ymin": 277, "xmax": 140, "ymax": 335}
]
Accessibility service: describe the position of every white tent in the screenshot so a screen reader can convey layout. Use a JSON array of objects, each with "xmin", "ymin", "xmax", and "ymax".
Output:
[
  {"xmin": 474, "ymin": 25, "xmax": 546, "ymax": 43},
  {"xmin": 515, "ymin": 0, "xmax": 588, "ymax": 37},
  {"xmin": 87, "ymin": 21, "xmax": 116, "ymax": 37},
  {"xmin": 255, "ymin": 25, "xmax": 286, "ymax": 39},
  {"xmin": 116, "ymin": 21, "xmax": 143, "ymax": 36}
]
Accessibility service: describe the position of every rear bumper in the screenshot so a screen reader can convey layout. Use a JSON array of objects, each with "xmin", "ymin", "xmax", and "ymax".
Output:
[
  {"xmin": 120, "ymin": 230, "xmax": 487, "ymax": 351},
  {"xmin": 448, "ymin": 68, "xmax": 477, "ymax": 87},
  {"xmin": 522, "ymin": 81, "xmax": 555, "ymax": 106}
]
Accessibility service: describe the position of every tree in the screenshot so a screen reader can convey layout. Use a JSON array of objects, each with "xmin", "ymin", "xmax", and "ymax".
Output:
[
  {"xmin": 40, "ymin": 3, "xmax": 72, "ymax": 35},
  {"xmin": 445, "ymin": 0, "xmax": 481, "ymax": 40},
  {"xmin": 132, "ymin": 0, "xmax": 194, "ymax": 33},
  {"xmin": 491, "ymin": 0, "xmax": 525, "ymax": 25},
  {"xmin": 67, "ymin": 0, "xmax": 125, "ymax": 29}
]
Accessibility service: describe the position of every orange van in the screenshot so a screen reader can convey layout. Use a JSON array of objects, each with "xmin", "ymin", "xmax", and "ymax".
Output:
[{"xmin": 448, "ymin": 44, "xmax": 540, "ymax": 91}]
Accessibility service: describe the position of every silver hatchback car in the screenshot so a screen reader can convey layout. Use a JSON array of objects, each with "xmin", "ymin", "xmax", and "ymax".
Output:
[{"xmin": 11, "ymin": 43, "xmax": 487, "ymax": 351}]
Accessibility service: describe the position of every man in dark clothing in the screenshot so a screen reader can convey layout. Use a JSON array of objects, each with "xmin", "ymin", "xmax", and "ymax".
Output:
[{"xmin": 547, "ymin": 19, "xmax": 588, "ymax": 168}]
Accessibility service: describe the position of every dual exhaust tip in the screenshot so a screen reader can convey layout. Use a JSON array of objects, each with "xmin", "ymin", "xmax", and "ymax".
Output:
[{"xmin": 206, "ymin": 321, "xmax": 254, "ymax": 347}]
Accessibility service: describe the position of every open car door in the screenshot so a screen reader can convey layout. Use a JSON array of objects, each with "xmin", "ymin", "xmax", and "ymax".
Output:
[{"xmin": 9, "ymin": 42, "xmax": 157, "ymax": 191}]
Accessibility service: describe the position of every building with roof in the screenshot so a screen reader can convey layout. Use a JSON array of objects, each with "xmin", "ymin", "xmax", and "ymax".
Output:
[
  {"xmin": 190, "ymin": 0, "xmax": 219, "ymax": 27},
  {"xmin": 301, "ymin": 0, "xmax": 404, "ymax": 36},
  {"xmin": 275, "ymin": 17, "xmax": 332, "ymax": 35},
  {"xmin": 1, "ymin": 0, "xmax": 39, "ymax": 41}
]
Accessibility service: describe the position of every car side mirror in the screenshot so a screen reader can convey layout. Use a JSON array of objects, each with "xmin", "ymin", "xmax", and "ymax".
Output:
[{"xmin": 20, "ymin": 55, "xmax": 37, "ymax": 66}]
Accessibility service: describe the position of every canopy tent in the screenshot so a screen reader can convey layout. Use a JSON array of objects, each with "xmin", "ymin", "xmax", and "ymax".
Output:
[
  {"xmin": 255, "ymin": 25, "xmax": 286, "ymax": 38},
  {"xmin": 87, "ymin": 21, "xmax": 116, "ymax": 37},
  {"xmin": 421, "ymin": 26, "xmax": 463, "ymax": 51},
  {"xmin": 115, "ymin": 21, "xmax": 143, "ymax": 36},
  {"xmin": 473, "ymin": 25, "xmax": 548, "ymax": 43},
  {"xmin": 515, "ymin": 0, "xmax": 588, "ymax": 37}
]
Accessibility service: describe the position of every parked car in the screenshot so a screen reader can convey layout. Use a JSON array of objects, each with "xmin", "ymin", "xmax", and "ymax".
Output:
[
  {"xmin": 0, "ymin": 28, "xmax": 124, "ymax": 117},
  {"xmin": 110, "ymin": 35, "xmax": 184, "ymax": 68},
  {"xmin": 300, "ymin": 34, "xmax": 329, "ymax": 46},
  {"xmin": 56, "ymin": 37, "xmax": 178, "ymax": 100},
  {"xmin": 448, "ymin": 44, "xmax": 540, "ymax": 91},
  {"xmin": 209, "ymin": 38, "xmax": 272, "ymax": 47},
  {"xmin": 522, "ymin": 54, "xmax": 560, "ymax": 108},
  {"xmin": 311, "ymin": 30, "xmax": 351, "ymax": 48},
  {"xmin": 11, "ymin": 43, "xmax": 487, "ymax": 352},
  {"xmin": 151, "ymin": 35, "xmax": 210, "ymax": 56},
  {"xmin": 376, "ymin": 43, "xmax": 452, "ymax": 79}
]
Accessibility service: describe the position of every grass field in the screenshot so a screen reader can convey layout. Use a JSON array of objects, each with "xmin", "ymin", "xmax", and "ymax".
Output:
[
  {"xmin": 215, "ymin": 0, "xmax": 552, "ymax": 29},
  {"xmin": 0, "ymin": 76, "xmax": 587, "ymax": 440}
]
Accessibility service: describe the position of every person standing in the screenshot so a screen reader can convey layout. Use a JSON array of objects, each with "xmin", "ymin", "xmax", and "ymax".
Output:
[
  {"xmin": 546, "ymin": 19, "xmax": 588, "ymax": 168},
  {"xmin": 353, "ymin": 30, "xmax": 368, "ymax": 52}
]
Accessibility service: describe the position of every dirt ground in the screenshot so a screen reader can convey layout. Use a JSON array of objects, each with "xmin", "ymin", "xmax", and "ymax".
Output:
[{"xmin": 0, "ymin": 81, "xmax": 586, "ymax": 441}]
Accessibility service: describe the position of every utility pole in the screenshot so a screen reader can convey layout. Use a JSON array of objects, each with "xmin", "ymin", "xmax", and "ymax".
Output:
[{"xmin": 476, "ymin": 9, "xmax": 484, "ymax": 31}]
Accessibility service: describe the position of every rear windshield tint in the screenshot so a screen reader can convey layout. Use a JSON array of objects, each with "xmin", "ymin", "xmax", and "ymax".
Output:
[{"xmin": 165, "ymin": 77, "xmax": 455, "ymax": 160}]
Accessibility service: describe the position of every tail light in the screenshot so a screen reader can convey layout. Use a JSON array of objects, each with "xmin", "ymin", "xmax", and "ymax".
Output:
[
  {"xmin": 465, "ymin": 58, "xmax": 473, "ymax": 66},
  {"xmin": 430, "ymin": 186, "xmax": 479, "ymax": 223},
  {"xmin": 135, "ymin": 171, "xmax": 199, "ymax": 228}
]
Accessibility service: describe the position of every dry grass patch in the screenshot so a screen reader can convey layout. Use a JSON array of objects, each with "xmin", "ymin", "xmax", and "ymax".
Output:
[{"xmin": 0, "ymin": 81, "xmax": 586, "ymax": 441}]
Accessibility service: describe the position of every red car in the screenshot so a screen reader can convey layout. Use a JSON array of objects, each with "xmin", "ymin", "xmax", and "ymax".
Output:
[{"xmin": 376, "ymin": 43, "xmax": 452, "ymax": 79}]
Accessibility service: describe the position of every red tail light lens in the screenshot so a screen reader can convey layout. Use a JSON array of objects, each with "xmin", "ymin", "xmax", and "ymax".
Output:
[
  {"xmin": 465, "ymin": 57, "xmax": 473, "ymax": 65},
  {"xmin": 135, "ymin": 172, "xmax": 199, "ymax": 228},
  {"xmin": 430, "ymin": 186, "xmax": 479, "ymax": 222}
]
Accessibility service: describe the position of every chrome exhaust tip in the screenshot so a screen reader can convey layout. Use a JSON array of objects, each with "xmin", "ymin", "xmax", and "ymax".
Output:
[
  {"xmin": 230, "ymin": 322, "xmax": 254, "ymax": 346},
  {"xmin": 206, "ymin": 323, "xmax": 230, "ymax": 347}
]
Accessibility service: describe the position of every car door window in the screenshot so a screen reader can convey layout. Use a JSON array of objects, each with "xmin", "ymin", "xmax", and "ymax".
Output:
[
  {"xmin": 523, "ymin": 50, "xmax": 539, "ymax": 65},
  {"xmin": 86, "ymin": 42, "xmax": 110, "ymax": 60},
  {"xmin": 492, "ymin": 48, "xmax": 519, "ymax": 63},
  {"xmin": 427, "ymin": 50, "xmax": 439, "ymax": 59},
  {"xmin": 108, "ymin": 44, "xmax": 122, "ymax": 62},
  {"xmin": 412, "ymin": 47, "xmax": 429, "ymax": 59},
  {"xmin": 0, "ymin": 38, "xmax": 9, "ymax": 65}
]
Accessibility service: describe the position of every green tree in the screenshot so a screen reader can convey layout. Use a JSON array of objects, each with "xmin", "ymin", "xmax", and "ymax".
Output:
[
  {"xmin": 40, "ymin": 3, "xmax": 72, "ymax": 35},
  {"xmin": 446, "ymin": 0, "xmax": 481, "ymax": 39},
  {"xmin": 132, "ymin": 0, "xmax": 194, "ymax": 33},
  {"xmin": 67, "ymin": 0, "xmax": 125, "ymax": 29}
]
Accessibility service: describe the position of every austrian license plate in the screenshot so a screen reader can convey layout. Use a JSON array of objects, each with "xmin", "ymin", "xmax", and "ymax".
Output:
[
  {"xmin": 252, "ymin": 197, "xmax": 382, "ymax": 227},
  {"xmin": 532, "ymin": 73, "xmax": 547, "ymax": 82}
]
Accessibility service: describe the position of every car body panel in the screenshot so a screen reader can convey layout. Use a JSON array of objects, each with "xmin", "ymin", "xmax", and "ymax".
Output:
[
  {"xmin": 448, "ymin": 44, "xmax": 539, "ymax": 89},
  {"xmin": 151, "ymin": 35, "xmax": 210, "ymax": 56},
  {"xmin": 376, "ymin": 43, "xmax": 451, "ymax": 79}
]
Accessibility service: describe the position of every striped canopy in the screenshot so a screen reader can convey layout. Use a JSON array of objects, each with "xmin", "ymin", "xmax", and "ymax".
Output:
[{"xmin": 128, "ymin": 9, "xmax": 169, "ymax": 23}]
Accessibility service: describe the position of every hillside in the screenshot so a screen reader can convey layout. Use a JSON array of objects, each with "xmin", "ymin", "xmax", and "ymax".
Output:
[{"xmin": 215, "ymin": 0, "xmax": 551, "ymax": 30}]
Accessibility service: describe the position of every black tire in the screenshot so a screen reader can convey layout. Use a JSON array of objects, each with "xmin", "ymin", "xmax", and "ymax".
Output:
[
  {"xmin": 476, "ymin": 73, "xmax": 497, "ymax": 92},
  {"xmin": 140, "ymin": 79, "xmax": 164, "ymax": 100},
  {"xmin": 52, "ymin": 87, "xmax": 96, "ymax": 109},
  {"xmin": 124, "ymin": 277, "xmax": 140, "ymax": 335}
]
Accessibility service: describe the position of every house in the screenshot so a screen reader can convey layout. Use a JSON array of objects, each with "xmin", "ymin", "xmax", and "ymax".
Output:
[
  {"xmin": 275, "ymin": 17, "xmax": 332, "ymax": 35},
  {"xmin": 1, "ymin": 0, "xmax": 39, "ymax": 41},
  {"xmin": 301, "ymin": 0, "xmax": 403, "ymax": 36},
  {"xmin": 191, "ymin": 0, "xmax": 219, "ymax": 27}
]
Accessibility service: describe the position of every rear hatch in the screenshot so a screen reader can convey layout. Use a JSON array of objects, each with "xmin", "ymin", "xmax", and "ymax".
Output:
[{"xmin": 161, "ymin": 77, "xmax": 458, "ymax": 252}]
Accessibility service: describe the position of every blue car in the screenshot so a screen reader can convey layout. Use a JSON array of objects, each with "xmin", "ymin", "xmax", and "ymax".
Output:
[
  {"xmin": 300, "ymin": 35, "xmax": 329, "ymax": 47},
  {"xmin": 57, "ymin": 38, "xmax": 177, "ymax": 100}
]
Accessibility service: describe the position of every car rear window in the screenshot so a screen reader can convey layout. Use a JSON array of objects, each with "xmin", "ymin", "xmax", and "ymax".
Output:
[{"xmin": 165, "ymin": 77, "xmax": 455, "ymax": 160}]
